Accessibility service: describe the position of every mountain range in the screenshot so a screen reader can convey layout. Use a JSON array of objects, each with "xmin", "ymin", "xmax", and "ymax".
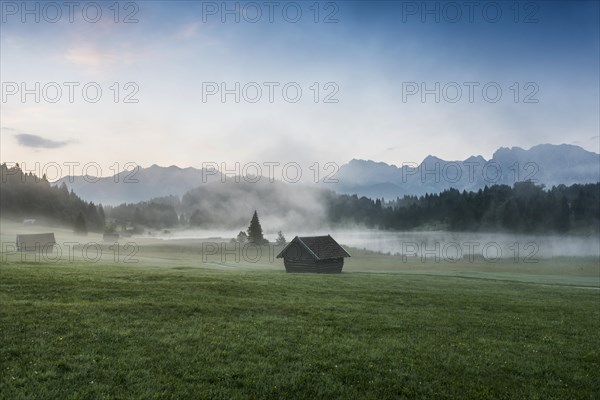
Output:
[
  {"xmin": 55, "ymin": 144, "xmax": 599, "ymax": 205},
  {"xmin": 55, "ymin": 165, "xmax": 222, "ymax": 205},
  {"xmin": 329, "ymin": 144, "xmax": 600, "ymax": 199}
]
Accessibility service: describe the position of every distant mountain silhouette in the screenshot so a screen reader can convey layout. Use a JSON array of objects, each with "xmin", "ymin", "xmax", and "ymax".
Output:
[
  {"xmin": 55, "ymin": 164, "xmax": 223, "ymax": 205},
  {"xmin": 329, "ymin": 144, "xmax": 599, "ymax": 199},
  {"xmin": 55, "ymin": 144, "xmax": 599, "ymax": 204}
]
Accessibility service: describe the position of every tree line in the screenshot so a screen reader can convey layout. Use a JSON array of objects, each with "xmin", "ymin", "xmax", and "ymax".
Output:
[
  {"xmin": 326, "ymin": 181, "xmax": 599, "ymax": 234},
  {"xmin": 102, "ymin": 181, "xmax": 600, "ymax": 234},
  {"xmin": 0, "ymin": 164, "xmax": 105, "ymax": 234},
  {"xmin": 2, "ymin": 162, "xmax": 598, "ymax": 235}
]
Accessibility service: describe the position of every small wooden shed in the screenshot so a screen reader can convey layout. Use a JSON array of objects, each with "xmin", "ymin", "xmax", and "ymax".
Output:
[
  {"xmin": 103, "ymin": 232, "xmax": 120, "ymax": 242},
  {"xmin": 16, "ymin": 233, "xmax": 56, "ymax": 252},
  {"xmin": 276, "ymin": 235, "xmax": 351, "ymax": 273}
]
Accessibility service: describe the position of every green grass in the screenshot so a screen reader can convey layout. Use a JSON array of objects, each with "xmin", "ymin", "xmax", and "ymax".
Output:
[{"xmin": 1, "ymin": 260, "xmax": 599, "ymax": 399}]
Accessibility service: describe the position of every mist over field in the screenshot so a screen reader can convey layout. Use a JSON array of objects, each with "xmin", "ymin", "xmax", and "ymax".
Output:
[
  {"xmin": 146, "ymin": 228, "xmax": 600, "ymax": 259},
  {"xmin": 2, "ymin": 1, "xmax": 600, "ymax": 398},
  {"xmin": 180, "ymin": 180, "xmax": 330, "ymax": 230},
  {"xmin": 328, "ymin": 230, "xmax": 600, "ymax": 259},
  {"xmin": 99, "ymin": 179, "xmax": 334, "ymax": 233},
  {"xmin": 3, "ymin": 159, "xmax": 599, "ymax": 260}
]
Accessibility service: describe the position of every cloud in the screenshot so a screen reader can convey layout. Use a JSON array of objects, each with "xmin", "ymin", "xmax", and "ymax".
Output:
[
  {"xmin": 65, "ymin": 46, "xmax": 117, "ymax": 68},
  {"xmin": 64, "ymin": 45, "xmax": 143, "ymax": 76},
  {"xmin": 15, "ymin": 134, "xmax": 72, "ymax": 149},
  {"xmin": 177, "ymin": 22, "xmax": 201, "ymax": 39}
]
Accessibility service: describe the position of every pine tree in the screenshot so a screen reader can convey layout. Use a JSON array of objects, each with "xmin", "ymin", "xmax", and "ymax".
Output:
[
  {"xmin": 74, "ymin": 212, "xmax": 88, "ymax": 235},
  {"xmin": 555, "ymin": 196, "xmax": 571, "ymax": 233},
  {"xmin": 236, "ymin": 231, "xmax": 248, "ymax": 243},
  {"xmin": 189, "ymin": 210, "xmax": 203, "ymax": 226},
  {"xmin": 247, "ymin": 210, "xmax": 266, "ymax": 244},
  {"xmin": 275, "ymin": 231, "xmax": 287, "ymax": 245},
  {"xmin": 98, "ymin": 205, "xmax": 106, "ymax": 229},
  {"xmin": 133, "ymin": 207, "xmax": 143, "ymax": 224}
]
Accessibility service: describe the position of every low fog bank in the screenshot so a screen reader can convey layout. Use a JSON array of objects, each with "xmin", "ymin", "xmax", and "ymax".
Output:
[
  {"xmin": 107, "ymin": 180, "xmax": 334, "ymax": 232},
  {"xmin": 3, "ymin": 215, "xmax": 597, "ymax": 261},
  {"xmin": 148, "ymin": 228, "xmax": 600, "ymax": 259},
  {"xmin": 326, "ymin": 231, "xmax": 600, "ymax": 259},
  {"xmin": 183, "ymin": 180, "xmax": 330, "ymax": 230}
]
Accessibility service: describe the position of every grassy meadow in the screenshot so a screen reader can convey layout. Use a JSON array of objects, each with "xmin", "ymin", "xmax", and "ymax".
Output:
[{"xmin": 1, "ymin": 221, "xmax": 599, "ymax": 399}]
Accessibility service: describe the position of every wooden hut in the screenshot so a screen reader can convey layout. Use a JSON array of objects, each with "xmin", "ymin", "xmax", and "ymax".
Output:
[
  {"xmin": 276, "ymin": 235, "xmax": 351, "ymax": 273},
  {"xmin": 103, "ymin": 232, "xmax": 120, "ymax": 242},
  {"xmin": 16, "ymin": 233, "xmax": 56, "ymax": 252}
]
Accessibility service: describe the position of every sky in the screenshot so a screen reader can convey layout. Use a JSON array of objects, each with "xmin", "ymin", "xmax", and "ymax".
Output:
[{"xmin": 1, "ymin": 0, "xmax": 599, "ymax": 178}]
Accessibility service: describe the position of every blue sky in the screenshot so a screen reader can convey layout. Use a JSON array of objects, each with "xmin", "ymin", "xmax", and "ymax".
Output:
[{"xmin": 1, "ymin": 0, "xmax": 598, "ymax": 176}]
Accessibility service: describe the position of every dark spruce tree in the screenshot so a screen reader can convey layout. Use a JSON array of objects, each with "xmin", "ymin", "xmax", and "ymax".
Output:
[
  {"xmin": 247, "ymin": 210, "xmax": 266, "ymax": 244},
  {"xmin": 74, "ymin": 212, "xmax": 88, "ymax": 235},
  {"xmin": 189, "ymin": 209, "xmax": 204, "ymax": 226},
  {"xmin": 275, "ymin": 230, "xmax": 287, "ymax": 245},
  {"xmin": 555, "ymin": 196, "xmax": 571, "ymax": 233},
  {"xmin": 236, "ymin": 231, "xmax": 248, "ymax": 243}
]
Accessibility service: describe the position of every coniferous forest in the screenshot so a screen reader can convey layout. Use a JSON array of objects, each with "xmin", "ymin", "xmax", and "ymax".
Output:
[
  {"xmin": 326, "ymin": 181, "xmax": 599, "ymax": 234},
  {"xmin": 1, "ymin": 163, "xmax": 598, "ymax": 235},
  {"xmin": 0, "ymin": 164, "xmax": 105, "ymax": 233}
]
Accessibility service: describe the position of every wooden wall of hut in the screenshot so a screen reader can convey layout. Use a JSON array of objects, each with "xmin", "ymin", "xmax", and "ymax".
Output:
[{"xmin": 283, "ymin": 258, "xmax": 344, "ymax": 273}]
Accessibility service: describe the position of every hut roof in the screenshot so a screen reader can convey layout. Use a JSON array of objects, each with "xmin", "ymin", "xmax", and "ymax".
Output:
[
  {"xmin": 276, "ymin": 235, "xmax": 351, "ymax": 260},
  {"xmin": 16, "ymin": 233, "xmax": 56, "ymax": 251}
]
